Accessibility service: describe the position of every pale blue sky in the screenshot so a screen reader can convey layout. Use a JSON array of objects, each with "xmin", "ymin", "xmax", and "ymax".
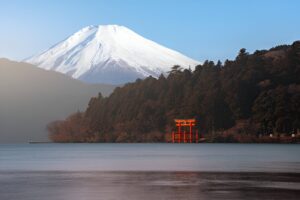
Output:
[{"xmin": 0, "ymin": 0, "xmax": 299, "ymax": 62}]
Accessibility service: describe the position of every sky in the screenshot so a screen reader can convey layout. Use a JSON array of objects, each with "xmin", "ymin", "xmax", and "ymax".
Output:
[{"xmin": 0, "ymin": 0, "xmax": 299, "ymax": 62}]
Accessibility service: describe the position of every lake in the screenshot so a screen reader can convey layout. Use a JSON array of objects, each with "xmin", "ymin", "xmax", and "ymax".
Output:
[{"xmin": 0, "ymin": 143, "xmax": 299, "ymax": 199}]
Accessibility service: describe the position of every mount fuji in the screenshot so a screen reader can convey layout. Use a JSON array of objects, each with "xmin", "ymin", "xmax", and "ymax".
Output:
[{"xmin": 25, "ymin": 25, "xmax": 199, "ymax": 84}]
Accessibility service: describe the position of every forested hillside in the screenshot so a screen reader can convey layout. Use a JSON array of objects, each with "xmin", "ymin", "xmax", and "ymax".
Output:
[{"xmin": 47, "ymin": 41, "xmax": 300, "ymax": 142}]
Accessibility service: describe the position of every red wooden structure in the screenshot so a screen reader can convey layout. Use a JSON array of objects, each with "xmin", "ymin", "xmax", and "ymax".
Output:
[{"xmin": 172, "ymin": 119, "xmax": 199, "ymax": 143}]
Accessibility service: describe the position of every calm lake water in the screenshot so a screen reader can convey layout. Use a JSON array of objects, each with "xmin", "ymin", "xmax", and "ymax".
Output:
[{"xmin": 0, "ymin": 143, "xmax": 300, "ymax": 199}]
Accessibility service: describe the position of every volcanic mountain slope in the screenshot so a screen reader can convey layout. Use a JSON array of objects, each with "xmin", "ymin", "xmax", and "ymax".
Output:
[{"xmin": 25, "ymin": 25, "xmax": 199, "ymax": 84}]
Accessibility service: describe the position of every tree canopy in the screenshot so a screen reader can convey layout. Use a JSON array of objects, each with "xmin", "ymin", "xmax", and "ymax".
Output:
[{"xmin": 48, "ymin": 41, "xmax": 300, "ymax": 142}]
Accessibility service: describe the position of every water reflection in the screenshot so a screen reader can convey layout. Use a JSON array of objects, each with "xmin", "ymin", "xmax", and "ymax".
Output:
[
  {"xmin": 0, "ymin": 171, "xmax": 299, "ymax": 200},
  {"xmin": 1, "ymin": 144, "xmax": 300, "ymax": 199},
  {"xmin": 1, "ymin": 144, "xmax": 300, "ymax": 172}
]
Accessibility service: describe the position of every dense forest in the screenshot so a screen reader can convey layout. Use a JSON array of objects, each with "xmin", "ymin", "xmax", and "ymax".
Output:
[{"xmin": 48, "ymin": 41, "xmax": 300, "ymax": 143}]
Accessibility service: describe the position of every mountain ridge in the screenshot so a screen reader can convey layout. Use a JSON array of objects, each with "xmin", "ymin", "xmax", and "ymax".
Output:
[{"xmin": 0, "ymin": 58, "xmax": 115, "ymax": 143}]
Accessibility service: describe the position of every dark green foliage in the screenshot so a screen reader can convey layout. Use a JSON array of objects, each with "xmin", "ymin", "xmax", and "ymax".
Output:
[
  {"xmin": 48, "ymin": 41, "xmax": 300, "ymax": 142},
  {"xmin": 252, "ymin": 85, "xmax": 300, "ymax": 134}
]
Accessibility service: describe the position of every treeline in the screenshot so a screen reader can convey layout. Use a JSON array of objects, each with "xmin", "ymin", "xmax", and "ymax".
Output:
[{"xmin": 48, "ymin": 41, "xmax": 300, "ymax": 142}]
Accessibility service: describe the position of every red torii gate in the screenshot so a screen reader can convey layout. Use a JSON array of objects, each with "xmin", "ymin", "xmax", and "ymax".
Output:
[{"xmin": 172, "ymin": 119, "xmax": 199, "ymax": 143}]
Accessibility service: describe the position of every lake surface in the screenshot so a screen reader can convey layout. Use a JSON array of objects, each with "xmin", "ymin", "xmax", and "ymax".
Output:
[{"xmin": 0, "ymin": 144, "xmax": 299, "ymax": 199}]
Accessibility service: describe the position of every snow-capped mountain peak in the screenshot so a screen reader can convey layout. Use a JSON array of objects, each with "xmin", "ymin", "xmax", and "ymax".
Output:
[{"xmin": 25, "ymin": 25, "xmax": 200, "ymax": 84}]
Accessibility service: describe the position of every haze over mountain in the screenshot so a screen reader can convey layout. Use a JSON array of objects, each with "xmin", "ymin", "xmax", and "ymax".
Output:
[
  {"xmin": 25, "ymin": 25, "xmax": 199, "ymax": 84},
  {"xmin": 0, "ymin": 59, "xmax": 115, "ymax": 143}
]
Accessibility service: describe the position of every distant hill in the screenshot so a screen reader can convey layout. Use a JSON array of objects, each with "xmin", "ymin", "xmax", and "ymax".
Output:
[
  {"xmin": 0, "ymin": 59, "xmax": 115, "ymax": 143},
  {"xmin": 47, "ymin": 41, "xmax": 300, "ymax": 143}
]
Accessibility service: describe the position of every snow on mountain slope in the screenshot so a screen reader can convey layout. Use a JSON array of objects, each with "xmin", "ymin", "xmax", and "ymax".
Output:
[{"xmin": 25, "ymin": 25, "xmax": 200, "ymax": 84}]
